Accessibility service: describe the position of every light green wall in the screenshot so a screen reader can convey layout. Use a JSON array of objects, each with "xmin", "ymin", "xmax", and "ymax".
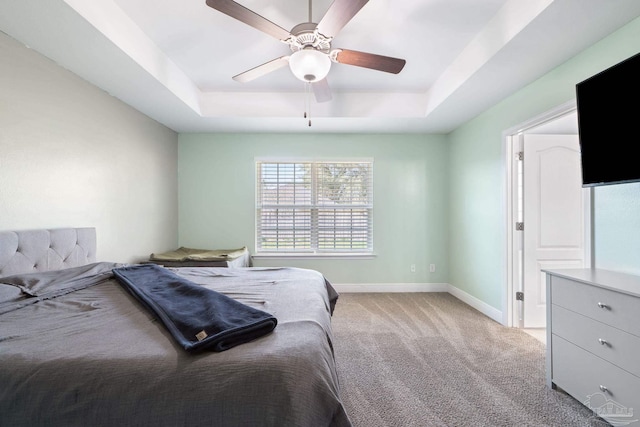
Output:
[
  {"xmin": 178, "ymin": 133, "xmax": 448, "ymax": 285},
  {"xmin": 592, "ymin": 182, "xmax": 640, "ymax": 275},
  {"xmin": 447, "ymin": 16, "xmax": 640, "ymax": 309}
]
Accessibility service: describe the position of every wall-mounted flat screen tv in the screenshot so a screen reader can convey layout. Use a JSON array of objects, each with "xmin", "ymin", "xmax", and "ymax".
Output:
[{"xmin": 576, "ymin": 52, "xmax": 640, "ymax": 187}]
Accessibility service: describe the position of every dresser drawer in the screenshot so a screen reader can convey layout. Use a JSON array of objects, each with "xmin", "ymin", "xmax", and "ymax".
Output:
[
  {"xmin": 552, "ymin": 335, "xmax": 640, "ymax": 423},
  {"xmin": 552, "ymin": 304, "xmax": 640, "ymax": 377},
  {"xmin": 550, "ymin": 275, "xmax": 640, "ymax": 337}
]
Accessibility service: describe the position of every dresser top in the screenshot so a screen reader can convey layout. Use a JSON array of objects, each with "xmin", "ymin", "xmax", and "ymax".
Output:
[{"xmin": 543, "ymin": 268, "xmax": 640, "ymax": 298}]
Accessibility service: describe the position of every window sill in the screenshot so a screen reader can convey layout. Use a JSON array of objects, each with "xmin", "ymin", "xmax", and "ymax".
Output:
[{"xmin": 253, "ymin": 253, "xmax": 376, "ymax": 260}]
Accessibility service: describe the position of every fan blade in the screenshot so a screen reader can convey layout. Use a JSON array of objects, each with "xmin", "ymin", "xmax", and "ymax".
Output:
[
  {"xmin": 232, "ymin": 56, "xmax": 290, "ymax": 83},
  {"xmin": 312, "ymin": 78, "xmax": 332, "ymax": 103},
  {"xmin": 206, "ymin": 0, "xmax": 291, "ymax": 41},
  {"xmin": 316, "ymin": 0, "xmax": 369, "ymax": 38},
  {"xmin": 334, "ymin": 49, "xmax": 406, "ymax": 74}
]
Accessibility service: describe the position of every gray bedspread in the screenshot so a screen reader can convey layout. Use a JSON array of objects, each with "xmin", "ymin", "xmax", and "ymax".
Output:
[{"xmin": 0, "ymin": 264, "xmax": 351, "ymax": 427}]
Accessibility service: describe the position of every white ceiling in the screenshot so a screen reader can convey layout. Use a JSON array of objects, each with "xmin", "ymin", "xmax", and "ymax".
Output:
[{"xmin": 1, "ymin": 0, "xmax": 640, "ymax": 134}]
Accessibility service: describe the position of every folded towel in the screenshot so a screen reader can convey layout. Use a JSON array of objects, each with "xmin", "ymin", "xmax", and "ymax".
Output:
[
  {"xmin": 112, "ymin": 264, "xmax": 277, "ymax": 352},
  {"xmin": 149, "ymin": 247, "xmax": 248, "ymax": 262}
]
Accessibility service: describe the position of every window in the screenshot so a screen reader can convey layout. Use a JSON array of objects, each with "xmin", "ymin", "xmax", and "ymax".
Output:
[{"xmin": 256, "ymin": 160, "xmax": 373, "ymax": 254}]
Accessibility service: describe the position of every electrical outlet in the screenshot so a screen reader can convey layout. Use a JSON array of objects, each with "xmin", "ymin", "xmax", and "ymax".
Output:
[
  {"xmin": 429, "ymin": 264, "xmax": 436, "ymax": 273},
  {"xmin": 410, "ymin": 264, "xmax": 416, "ymax": 273}
]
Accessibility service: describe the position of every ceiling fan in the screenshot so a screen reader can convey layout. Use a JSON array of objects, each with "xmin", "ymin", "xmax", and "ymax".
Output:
[{"xmin": 205, "ymin": 0, "xmax": 406, "ymax": 103}]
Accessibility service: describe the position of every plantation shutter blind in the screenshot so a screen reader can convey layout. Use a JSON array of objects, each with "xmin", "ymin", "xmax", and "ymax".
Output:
[{"xmin": 256, "ymin": 160, "xmax": 373, "ymax": 253}]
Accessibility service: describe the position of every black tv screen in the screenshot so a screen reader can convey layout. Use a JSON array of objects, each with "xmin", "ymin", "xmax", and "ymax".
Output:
[{"xmin": 576, "ymin": 52, "xmax": 640, "ymax": 187}]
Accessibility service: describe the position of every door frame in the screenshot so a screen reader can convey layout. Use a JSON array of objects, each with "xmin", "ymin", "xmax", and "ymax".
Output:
[{"xmin": 502, "ymin": 100, "xmax": 593, "ymax": 327}]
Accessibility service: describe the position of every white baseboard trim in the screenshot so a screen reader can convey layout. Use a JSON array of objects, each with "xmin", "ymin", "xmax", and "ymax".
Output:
[
  {"xmin": 446, "ymin": 285, "xmax": 503, "ymax": 324},
  {"xmin": 333, "ymin": 283, "xmax": 449, "ymax": 293},
  {"xmin": 333, "ymin": 282, "xmax": 503, "ymax": 324}
]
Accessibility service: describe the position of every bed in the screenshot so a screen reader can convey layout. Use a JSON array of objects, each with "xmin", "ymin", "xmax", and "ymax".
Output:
[{"xmin": 0, "ymin": 228, "xmax": 351, "ymax": 427}]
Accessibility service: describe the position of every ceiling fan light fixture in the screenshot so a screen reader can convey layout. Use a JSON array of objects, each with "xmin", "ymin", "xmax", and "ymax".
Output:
[{"xmin": 289, "ymin": 49, "xmax": 331, "ymax": 83}]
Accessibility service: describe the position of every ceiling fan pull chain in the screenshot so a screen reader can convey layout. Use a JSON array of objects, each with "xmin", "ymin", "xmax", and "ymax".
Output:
[
  {"xmin": 303, "ymin": 81, "xmax": 308, "ymax": 119},
  {"xmin": 308, "ymin": 83, "xmax": 312, "ymax": 126},
  {"xmin": 302, "ymin": 82, "xmax": 312, "ymax": 127}
]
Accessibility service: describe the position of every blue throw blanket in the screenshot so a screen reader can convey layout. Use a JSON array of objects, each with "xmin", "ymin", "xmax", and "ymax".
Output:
[{"xmin": 112, "ymin": 264, "xmax": 277, "ymax": 352}]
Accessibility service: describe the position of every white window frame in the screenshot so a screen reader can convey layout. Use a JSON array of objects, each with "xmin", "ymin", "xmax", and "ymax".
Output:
[{"xmin": 255, "ymin": 158, "xmax": 374, "ymax": 258}]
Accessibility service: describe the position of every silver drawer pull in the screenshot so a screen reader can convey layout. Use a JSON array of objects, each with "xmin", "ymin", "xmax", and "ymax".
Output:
[
  {"xmin": 598, "ymin": 338, "xmax": 609, "ymax": 346},
  {"xmin": 597, "ymin": 302, "xmax": 610, "ymax": 309},
  {"xmin": 599, "ymin": 385, "xmax": 608, "ymax": 393}
]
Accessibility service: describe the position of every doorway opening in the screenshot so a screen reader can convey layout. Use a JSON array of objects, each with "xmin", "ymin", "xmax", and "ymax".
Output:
[{"xmin": 503, "ymin": 100, "xmax": 592, "ymax": 335}]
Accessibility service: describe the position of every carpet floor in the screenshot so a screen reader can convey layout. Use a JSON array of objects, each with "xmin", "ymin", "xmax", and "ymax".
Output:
[{"xmin": 331, "ymin": 292, "xmax": 610, "ymax": 427}]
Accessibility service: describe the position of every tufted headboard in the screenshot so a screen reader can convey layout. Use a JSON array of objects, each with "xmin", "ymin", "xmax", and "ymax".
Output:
[{"xmin": 0, "ymin": 228, "xmax": 96, "ymax": 277}]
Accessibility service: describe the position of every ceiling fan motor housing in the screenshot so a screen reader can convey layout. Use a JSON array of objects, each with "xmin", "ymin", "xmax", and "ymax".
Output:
[{"xmin": 287, "ymin": 23, "xmax": 332, "ymax": 52}]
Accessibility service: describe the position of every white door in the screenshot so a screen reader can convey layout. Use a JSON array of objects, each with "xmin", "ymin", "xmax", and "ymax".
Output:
[{"xmin": 522, "ymin": 134, "xmax": 587, "ymax": 327}]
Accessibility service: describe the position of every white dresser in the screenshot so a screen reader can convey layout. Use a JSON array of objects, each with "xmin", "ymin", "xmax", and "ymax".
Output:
[{"xmin": 545, "ymin": 268, "xmax": 640, "ymax": 425}]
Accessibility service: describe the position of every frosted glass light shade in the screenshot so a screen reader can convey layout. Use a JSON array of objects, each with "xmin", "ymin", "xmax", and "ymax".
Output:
[{"xmin": 289, "ymin": 49, "xmax": 331, "ymax": 82}]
